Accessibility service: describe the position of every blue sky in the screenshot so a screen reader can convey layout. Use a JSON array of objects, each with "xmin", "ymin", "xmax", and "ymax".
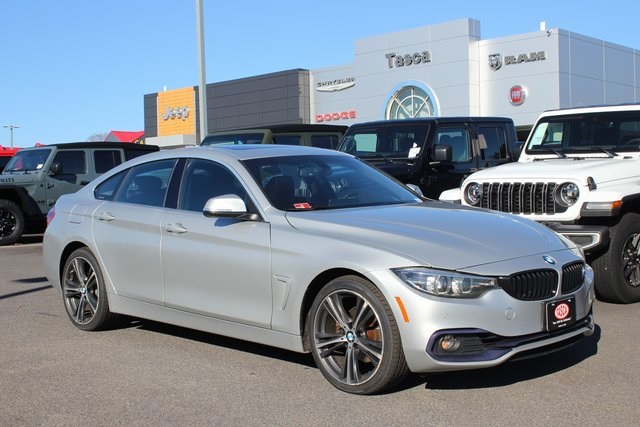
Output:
[{"xmin": 1, "ymin": 0, "xmax": 639, "ymax": 147}]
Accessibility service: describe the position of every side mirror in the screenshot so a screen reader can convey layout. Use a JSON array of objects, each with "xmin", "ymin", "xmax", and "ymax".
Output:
[
  {"xmin": 49, "ymin": 162, "xmax": 63, "ymax": 175},
  {"xmin": 432, "ymin": 144, "xmax": 452, "ymax": 162},
  {"xmin": 203, "ymin": 194, "xmax": 259, "ymax": 221},
  {"xmin": 512, "ymin": 142, "xmax": 524, "ymax": 160}
]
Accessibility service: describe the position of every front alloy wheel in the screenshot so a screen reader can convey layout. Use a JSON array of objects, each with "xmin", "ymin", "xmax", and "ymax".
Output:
[
  {"xmin": 307, "ymin": 276, "xmax": 408, "ymax": 394},
  {"xmin": 0, "ymin": 199, "xmax": 24, "ymax": 246},
  {"xmin": 62, "ymin": 248, "xmax": 118, "ymax": 331}
]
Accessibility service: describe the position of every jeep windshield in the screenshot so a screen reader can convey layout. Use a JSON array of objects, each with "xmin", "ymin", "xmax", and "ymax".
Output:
[
  {"xmin": 526, "ymin": 111, "xmax": 640, "ymax": 156},
  {"xmin": 201, "ymin": 133, "xmax": 265, "ymax": 146},
  {"xmin": 2, "ymin": 148, "xmax": 52, "ymax": 173},
  {"xmin": 338, "ymin": 123, "xmax": 428, "ymax": 160}
]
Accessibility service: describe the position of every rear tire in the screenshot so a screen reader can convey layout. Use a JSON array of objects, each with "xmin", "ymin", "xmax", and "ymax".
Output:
[
  {"xmin": 61, "ymin": 248, "xmax": 119, "ymax": 330},
  {"xmin": 0, "ymin": 199, "xmax": 24, "ymax": 246},
  {"xmin": 592, "ymin": 213, "xmax": 640, "ymax": 303},
  {"xmin": 307, "ymin": 275, "xmax": 409, "ymax": 394}
]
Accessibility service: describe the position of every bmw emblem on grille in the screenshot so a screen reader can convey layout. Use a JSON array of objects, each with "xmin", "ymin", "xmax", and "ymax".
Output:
[{"xmin": 543, "ymin": 255, "xmax": 556, "ymax": 265}]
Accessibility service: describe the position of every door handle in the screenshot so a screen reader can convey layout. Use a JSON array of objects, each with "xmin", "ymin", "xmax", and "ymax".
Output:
[
  {"xmin": 165, "ymin": 223, "xmax": 187, "ymax": 234},
  {"xmin": 97, "ymin": 212, "xmax": 115, "ymax": 222}
]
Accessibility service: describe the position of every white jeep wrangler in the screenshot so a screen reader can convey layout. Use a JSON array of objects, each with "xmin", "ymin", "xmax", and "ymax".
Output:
[{"xmin": 440, "ymin": 104, "xmax": 640, "ymax": 303}]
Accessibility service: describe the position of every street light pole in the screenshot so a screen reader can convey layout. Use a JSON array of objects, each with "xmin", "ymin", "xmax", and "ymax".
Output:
[
  {"xmin": 195, "ymin": 0, "xmax": 208, "ymax": 142},
  {"xmin": 3, "ymin": 124, "xmax": 19, "ymax": 148}
]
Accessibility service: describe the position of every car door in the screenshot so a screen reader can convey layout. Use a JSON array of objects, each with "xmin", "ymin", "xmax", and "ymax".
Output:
[
  {"xmin": 91, "ymin": 159, "xmax": 176, "ymax": 304},
  {"xmin": 427, "ymin": 125, "xmax": 479, "ymax": 199},
  {"xmin": 44, "ymin": 149, "xmax": 92, "ymax": 212},
  {"xmin": 161, "ymin": 158, "xmax": 272, "ymax": 328}
]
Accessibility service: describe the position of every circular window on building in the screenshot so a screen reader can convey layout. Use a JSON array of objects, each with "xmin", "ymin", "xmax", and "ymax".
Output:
[{"xmin": 385, "ymin": 84, "xmax": 437, "ymax": 119}]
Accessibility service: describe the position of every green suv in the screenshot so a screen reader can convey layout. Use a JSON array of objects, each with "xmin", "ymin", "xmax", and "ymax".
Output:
[{"xmin": 0, "ymin": 142, "xmax": 158, "ymax": 245}]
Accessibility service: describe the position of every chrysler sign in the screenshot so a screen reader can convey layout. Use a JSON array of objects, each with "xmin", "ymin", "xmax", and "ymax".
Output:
[{"xmin": 316, "ymin": 77, "xmax": 355, "ymax": 92}]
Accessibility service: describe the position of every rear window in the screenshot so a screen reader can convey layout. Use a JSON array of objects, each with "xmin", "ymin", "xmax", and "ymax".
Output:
[{"xmin": 338, "ymin": 123, "xmax": 429, "ymax": 158}]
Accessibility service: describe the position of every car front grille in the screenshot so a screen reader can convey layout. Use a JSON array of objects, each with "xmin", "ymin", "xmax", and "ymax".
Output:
[
  {"xmin": 498, "ymin": 269, "xmax": 558, "ymax": 300},
  {"xmin": 498, "ymin": 262, "xmax": 586, "ymax": 301},
  {"xmin": 479, "ymin": 182, "xmax": 568, "ymax": 215},
  {"xmin": 561, "ymin": 262, "xmax": 585, "ymax": 294}
]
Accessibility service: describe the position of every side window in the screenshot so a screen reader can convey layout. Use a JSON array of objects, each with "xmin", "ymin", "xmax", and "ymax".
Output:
[
  {"xmin": 310, "ymin": 134, "xmax": 340, "ymax": 149},
  {"xmin": 434, "ymin": 127, "xmax": 470, "ymax": 162},
  {"xmin": 477, "ymin": 126, "xmax": 508, "ymax": 160},
  {"xmin": 95, "ymin": 170, "xmax": 127, "ymax": 201},
  {"xmin": 179, "ymin": 159, "xmax": 246, "ymax": 212},
  {"xmin": 94, "ymin": 150, "xmax": 123, "ymax": 174},
  {"xmin": 114, "ymin": 159, "xmax": 176, "ymax": 207},
  {"xmin": 272, "ymin": 135, "xmax": 302, "ymax": 145},
  {"xmin": 50, "ymin": 150, "xmax": 87, "ymax": 183}
]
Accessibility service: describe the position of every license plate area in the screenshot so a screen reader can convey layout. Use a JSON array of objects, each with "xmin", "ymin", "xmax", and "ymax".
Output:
[{"xmin": 546, "ymin": 297, "xmax": 576, "ymax": 332}]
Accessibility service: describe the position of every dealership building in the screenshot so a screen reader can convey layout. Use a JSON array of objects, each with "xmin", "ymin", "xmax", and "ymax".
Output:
[{"xmin": 144, "ymin": 18, "xmax": 640, "ymax": 147}]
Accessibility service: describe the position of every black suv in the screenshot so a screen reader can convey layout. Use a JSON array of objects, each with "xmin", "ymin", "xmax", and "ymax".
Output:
[
  {"xmin": 337, "ymin": 117, "xmax": 519, "ymax": 199},
  {"xmin": 0, "ymin": 142, "xmax": 159, "ymax": 245},
  {"xmin": 200, "ymin": 124, "xmax": 347, "ymax": 149}
]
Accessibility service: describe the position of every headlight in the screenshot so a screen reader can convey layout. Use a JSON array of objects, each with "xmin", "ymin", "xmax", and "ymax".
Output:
[
  {"xmin": 556, "ymin": 182, "xmax": 579, "ymax": 207},
  {"xmin": 464, "ymin": 182, "xmax": 483, "ymax": 206},
  {"xmin": 393, "ymin": 267, "xmax": 497, "ymax": 298}
]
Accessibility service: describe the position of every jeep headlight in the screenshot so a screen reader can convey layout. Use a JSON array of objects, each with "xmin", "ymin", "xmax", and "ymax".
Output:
[
  {"xmin": 393, "ymin": 267, "xmax": 497, "ymax": 298},
  {"xmin": 464, "ymin": 182, "xmax": 483, "ymax": 206},
  {"xmin": 556, "ymin": 182, "xmax": 580, "ymax": 207}
]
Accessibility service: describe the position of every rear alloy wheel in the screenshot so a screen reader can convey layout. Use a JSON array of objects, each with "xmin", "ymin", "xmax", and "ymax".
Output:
[
  {"xmin": 592, "ymin": 213, "xmax": 640, "ymax": 303},
  {"xmin": 0, "ymin": 199, "xmax": 24, "ymax": 246},
  {"xmin": 62, "ymin": 248, "xmax": 118, "ymax": 331},
  {"xmin": 307, "ymin": 275, "xmax": 408, "ymax": 394}
]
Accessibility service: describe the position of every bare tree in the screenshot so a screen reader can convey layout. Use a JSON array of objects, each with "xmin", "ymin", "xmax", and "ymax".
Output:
[{"xmin": 87, "ymin": 132, "xmax": 110, "ymax": 142}]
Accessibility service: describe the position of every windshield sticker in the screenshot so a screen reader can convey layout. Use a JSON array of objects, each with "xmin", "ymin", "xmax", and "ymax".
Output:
[
  {"xmin": 408, "ymin": 144, "xmax": 420, "ymax": 158},
  {"xmin": 529, "ymin": 123, "xmax": 549, "ymax": 147},
  {"xmin": 294, "ymin": 202, "xmax": 312, "ymax": 210},
  {"xmin": 36, "ymin": 163, "xmax": 44, "ymax": 170}
]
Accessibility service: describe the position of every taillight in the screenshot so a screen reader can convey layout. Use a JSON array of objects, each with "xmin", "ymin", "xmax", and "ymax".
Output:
[{"xmin": 46, "ymin": 207, "xmax": 55, "ymax": 227}]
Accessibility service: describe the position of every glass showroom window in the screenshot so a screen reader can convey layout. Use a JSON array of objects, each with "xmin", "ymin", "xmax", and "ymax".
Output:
[{"xmin": 386, "ymin": 85, "xmax": 436, "ymax": 119}]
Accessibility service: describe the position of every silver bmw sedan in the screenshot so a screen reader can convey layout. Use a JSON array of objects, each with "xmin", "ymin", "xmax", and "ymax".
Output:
[{"xmin": 43, "ymin": 144, "xmax": 594, "ymax": 395}]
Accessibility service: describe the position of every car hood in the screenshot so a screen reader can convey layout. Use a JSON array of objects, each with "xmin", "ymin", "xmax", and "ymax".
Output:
[
  {"xmin": 0, "ymin": 172, "xmax": 39, "ymax": 184},
  {"xmin": 284, "ymin": 202, "xmax": 568, "ymax": 270},
  {"xmin": 469, "ymin": 158, "xmax": 639, "ymax": 184}
]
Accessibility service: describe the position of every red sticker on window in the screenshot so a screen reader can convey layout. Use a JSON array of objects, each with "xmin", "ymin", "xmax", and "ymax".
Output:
[{"xmin": 294, "ymin": 203, "xmax": 312, "ymax": 209}]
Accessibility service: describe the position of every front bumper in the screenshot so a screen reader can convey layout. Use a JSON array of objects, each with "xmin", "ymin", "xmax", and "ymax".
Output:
[{"xmin": 369, "ymin": 264, "xmax": 595, "ymax": 373}]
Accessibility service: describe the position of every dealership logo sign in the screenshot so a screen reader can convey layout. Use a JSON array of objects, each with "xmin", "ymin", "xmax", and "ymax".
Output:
[
  {"xmin": 162, "ymin": 105, "xmax": 190, "ymax": 121},
  {"xmin": 316, "ymin": 77, "xmax": 355, "ymax": 92},
  {"xmin": 489, "ymin": 51, "xmax": 546, "ymax": 70},
  {"xmin": 385, "ymin": 51, "xmax": 432, "ymax": 69},
  {"xmin": 509, "ymin": 85, "xmax": 527, "ymax": 105},
  {"xmin": 315, "ymin": 110, "xmax": 356, "ymax": 122}
]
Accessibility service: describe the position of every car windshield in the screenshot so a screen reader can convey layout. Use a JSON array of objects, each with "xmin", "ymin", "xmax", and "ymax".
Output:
[
  {"xmin": 242, "ymin": 154, "xmax": 422, "ymax": 211},
  {"xmin": 201, "ymin": 133, "xmax": 265, "ymax": 146},
  {"xmin": 526, "ymin": 111, "xmax": 640, "ymax": 155},
  {"xmin": 338, "ymin": 123, "xmax": 429, "ymax": 160},
  {"xmin": 3, "ymin": 148, "xmax": 52, "ymax": 173}
]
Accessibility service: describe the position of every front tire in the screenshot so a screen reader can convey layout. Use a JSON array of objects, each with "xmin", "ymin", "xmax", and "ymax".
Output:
[
  {"xmin": 307, "ymin": 275, "xmax": 408, "ymax": 394},
  {"xmin": 592, "ymin": 213, "xmax": 640, "ymax": 303},
  {"xmin": 61, "ymin": 248, "xmax": 118, "ymax": 330},
  {"xmin": 0, "ymin": 199, "xmax": 24, "ymax": 246}
]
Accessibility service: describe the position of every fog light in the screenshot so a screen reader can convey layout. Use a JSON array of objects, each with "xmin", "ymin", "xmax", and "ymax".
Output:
[{"xmin": 439, "ymin": 334, "xmax": 462, "ymax": 352}]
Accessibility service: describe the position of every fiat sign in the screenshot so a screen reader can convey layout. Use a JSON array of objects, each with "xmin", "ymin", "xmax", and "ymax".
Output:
[{"xmin": 509, "ymin": 85, "xmax": 526, "ymax": 106}]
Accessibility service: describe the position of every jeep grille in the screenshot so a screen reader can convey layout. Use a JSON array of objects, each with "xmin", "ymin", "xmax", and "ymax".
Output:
[{"xmin": 480, "ymin": 182, "xmax": 568, "ymax": 215}]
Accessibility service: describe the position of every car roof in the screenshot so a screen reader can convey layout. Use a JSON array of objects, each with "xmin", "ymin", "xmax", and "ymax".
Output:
[
  {"xmin": 205, "ymin": 124, "xmax": 348, "ymax": 135},
  {"xmin": 345, "ymin": 116, "xmax": 514, "ymax": 128},
  {"xmin": 16, "ymin": 142, "xmax": 159, "ymax": 151},
  {"xmin": 538, "ymin": 103, "xmax": 640, "ymax": 118}
]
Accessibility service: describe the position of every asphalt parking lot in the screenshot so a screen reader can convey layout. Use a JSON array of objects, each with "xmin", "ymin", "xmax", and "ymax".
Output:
[{"xmin": 1, "ymin": 238, "xmax": 639, "ymax": 426}]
